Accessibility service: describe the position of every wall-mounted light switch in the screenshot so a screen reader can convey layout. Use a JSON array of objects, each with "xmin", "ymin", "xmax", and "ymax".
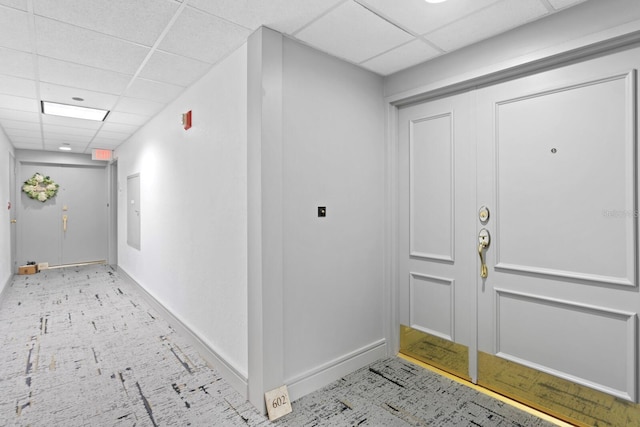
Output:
[{"xmin": 318, "ymin": 206, "xmax": 326, "ymax": 217}]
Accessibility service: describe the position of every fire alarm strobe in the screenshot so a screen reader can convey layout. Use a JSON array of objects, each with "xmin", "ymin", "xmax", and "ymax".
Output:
[{"xmin": 182, "ymin": 110, "xmax": 192, "ymax": 130}]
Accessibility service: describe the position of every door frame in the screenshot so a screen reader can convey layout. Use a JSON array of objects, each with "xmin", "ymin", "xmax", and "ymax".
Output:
[
  {"xmin": 14, "ymin": 150, "xmax": 112, "ymax": 268},
  {"xmin": 9, "ymin": 151, "xmax": 16, "ymax": 274},
  {"xmin": 108, "ymin": 159, "xmax": 118, "ymax": 265}
]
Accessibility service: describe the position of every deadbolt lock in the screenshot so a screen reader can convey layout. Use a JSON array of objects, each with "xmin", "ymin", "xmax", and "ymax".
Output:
[{"xmin": 478, "ymin": 206, "xmax": 490, "ymax": 223}]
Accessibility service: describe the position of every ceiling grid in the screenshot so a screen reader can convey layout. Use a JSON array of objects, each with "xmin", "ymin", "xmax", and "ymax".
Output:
[{"xmin": 0, "ymin": 0, "xmax": 588, "ymax": 153}]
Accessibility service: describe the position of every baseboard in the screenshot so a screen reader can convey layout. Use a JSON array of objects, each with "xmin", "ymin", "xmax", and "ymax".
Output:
[
  {"xmin": 116, "ymin": 266, "xmax": 248, "ymax": 399},
  {"xmin": 286, "ymin": 339, "xmax": 388, "ymax": 402}
]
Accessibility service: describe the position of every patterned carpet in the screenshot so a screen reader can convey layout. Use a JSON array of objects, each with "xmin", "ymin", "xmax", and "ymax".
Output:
[{"xmin": 0, "ymin": 265, "xmax": 554, "ymax": 426}]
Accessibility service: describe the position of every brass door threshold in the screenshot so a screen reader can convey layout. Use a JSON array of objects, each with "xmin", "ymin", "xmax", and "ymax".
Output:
[{"xmin": 399, "ymin": 353, "xmax": 574, "ymax": 427}]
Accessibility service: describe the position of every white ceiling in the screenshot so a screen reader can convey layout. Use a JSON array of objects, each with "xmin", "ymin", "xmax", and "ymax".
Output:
[{"xmin": 0, "ymin": 0, "xmax": 588, "ymax": 153}]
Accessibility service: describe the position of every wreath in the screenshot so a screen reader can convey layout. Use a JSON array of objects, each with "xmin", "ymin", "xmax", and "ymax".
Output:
[{"xmin": 22, "ymin": 173, "xmax": 59, "ymax": 202}]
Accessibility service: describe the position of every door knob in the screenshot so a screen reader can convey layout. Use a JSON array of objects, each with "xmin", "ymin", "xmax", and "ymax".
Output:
[
  {"xmin": 10, "ymin": 219, "xmax": 16, "ymax": 224},
  {"xmin": 478, "ymin": 228, "xmax": 490, "ymax": 278}
]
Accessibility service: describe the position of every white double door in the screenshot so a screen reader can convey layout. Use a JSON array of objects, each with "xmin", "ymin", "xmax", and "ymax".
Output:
[
  {"xmin": 399, "ymin": 46, "xmax": 640, "ymax": 404},
  {"xmin": 18, "ymin": 163, "xmax": 108, "ymax": 267}
]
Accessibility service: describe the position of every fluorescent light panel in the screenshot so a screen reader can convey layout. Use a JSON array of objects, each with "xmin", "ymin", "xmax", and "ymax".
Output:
[{"xmin": 41, "ymin": 101, "xmax": 109, "ymax": 121}]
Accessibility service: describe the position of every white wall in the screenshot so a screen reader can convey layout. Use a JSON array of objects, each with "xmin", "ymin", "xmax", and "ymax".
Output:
[
  {"xmin": 246, "ymin": 30, "xmax": 386, "ymax": 408},
  {"xmin": 385, "ymin": 0, "xmax": 640, "ymax": 99},
  {"xmin": 281, "ymin": 38, "xmax": 386, "ymax": 392},
  {"xmin": 115, "ymin": 44, "xmax": 248, "ymax": 384},
  {"xmin": 0, "ymin": 129, "xmax": 14, "ymax": 291}
]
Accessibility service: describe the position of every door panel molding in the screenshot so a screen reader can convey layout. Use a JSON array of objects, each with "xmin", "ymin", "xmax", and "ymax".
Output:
[
  {"xmin": 494, "ymin": 70, "xmax": 637, "ymax": 288},
  {"xmin": 494, "ymin": 288, "xmax": 637, "ymax": 401},
  {"xmin": 494, "ymin": 263, "xmax": 634, "ymax": 287},
  {"xmin": 409, "ymin": 272, "xmax": 455, "ymax": 341},
  {"xmin": 409, "ymin": 113, "xmax": 455, "ymax": 262}
]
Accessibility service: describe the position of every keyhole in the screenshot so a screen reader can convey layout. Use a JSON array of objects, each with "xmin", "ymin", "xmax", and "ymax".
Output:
[{"xmin": 551, "ymin": 148, "xmax": 557, "ymax": 154}]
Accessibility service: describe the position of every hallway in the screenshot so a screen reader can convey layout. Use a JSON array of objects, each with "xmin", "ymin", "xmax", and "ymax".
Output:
[{"xmin": 0, "ymin": 265, "xmax": 556, "ymax": 426}]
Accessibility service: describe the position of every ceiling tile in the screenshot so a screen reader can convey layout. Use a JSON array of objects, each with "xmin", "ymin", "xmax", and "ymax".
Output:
[
  {"xmin": 425, "ymin": 0, "xmax": 549, "ymax": 52},
  {"xmin": 33, "ymin": 0, "xmax": 179, "ymax": 46},
  {"xmin": 38, "ymin": 56, "xmax": 130, "ymax": 95},
  {"xmin": 360, "ymin": 39, "xmax": 441, "ymax": 75},
  {"xmin": 100, "ymin": 122, "xmax": 138, "ymax": 135},
  {"xmin": 295, "ymin": 1, "xmax": 413, "ymax": 64},
  {"xmin": 43, "ymin": 123, "xmax": 97, "ymax": 137},
  {"xmin": 4, "ymin": 127, "xmax": 41, "ymax": 138},
  {"xmin": 138, "ymin": 51, "xmax": 212, "ymax": 86},
  {"xmin": 0, "ymin": 94, "xmax": 39, "ymax": 112},
  {"xmin": 0, "ymin": 0, "xmax": 27, "ymax": 10},
  {"xmin": 188, "ymin": 0, "xmax": 345, "ymax": 35},
  {"xmin": 88, "ymin": 138, "xmax": 122, "ymax": 150},
  {"xmin": 39, "ymin": 83, "xmax": 118, "ymax": 111},
  {"xmin": 90, "ymin": 138, "xmax": 124, "ymax": 149},
  {"xmin": 43, "ymin": 141, "xmax": 86, "ymax": 151},
  {"xmin": 10, "ymin": 135, "xmax": 42, "ymax": 145},
  {"xmin": 0, "ymin": 118, "xmax": 40, "ymax": 131},
  {"xmin": 41, "ymin": 114, "xmax": 103, "ymax": 130},
  {"xmin": 35, "ymin": 16, "xmax": 150, "ymax": 74},
  {"xmin": 114, "ymin": 97, "xmax": 164, "ymax": 116},
  {"xmin": 0, "ymin": 5, "xmax": 31, "ymax": 52},
  {"xmin": 13, "ymin": 143, "xmax": 43, "ymax": 150},
  {"xmin": 125, "ymin": 77, "xmax": 184, "ymax": 104},
  {"xmin": 0, "ymin": 48, "xmax": 35, "ymax": 79},
  {"xmin": 43, "ymin": 130, "xmax": 93, "ymax": 142},
  {"xmin": 105, "ymin": 111, "xmax": 149, "ymax": 126},
  {"xmin": 159, "ymin": 7, "xmax": 251, "ymax": 64},
  {"xmin": 357, "ymin": 0, "xmax": 500, "ymax": 35},
  {"xmin": 0, "ymin": 75, "xmax": 37, "ymax": 98},
  {"xmin": 94, "ymin": 129, "xmax": 131, "ymax": 141},
  {"xmin": 548, "ymin": 0, "xmax": 588, "ymax": 9},
  {"xmin": 0, "ymin": 108, "xmax": 39, "ymax": 122}
]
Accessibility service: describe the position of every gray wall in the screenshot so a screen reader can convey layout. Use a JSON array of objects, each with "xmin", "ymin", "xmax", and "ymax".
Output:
[
  {"xmin": 248, "ymin": 28, "xmax": 387, "ymax": 407},
  {"xmin": 282, "ymin": 37, "xmax": 385, "ymax": 389},
  {"xmin": 247, "ymin": 28, "xmax": 386, "ymax": 408}
]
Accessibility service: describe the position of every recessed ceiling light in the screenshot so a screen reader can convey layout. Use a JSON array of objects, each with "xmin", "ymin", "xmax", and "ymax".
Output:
[
  {"xmin": 425, "ymin": 0, "xmax": 448, "ymax": 3},
  {"xmin": 58, "ymin": 146, "xmax": 72, "ymax": 151},
  {"xmin": 42, "ymin": 101, "xmax": 109, "ymax": 121}
]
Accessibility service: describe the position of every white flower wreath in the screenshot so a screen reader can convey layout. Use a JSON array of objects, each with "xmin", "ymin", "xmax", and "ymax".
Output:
[{"xmin": 22, "ymin": 173, "xmax": 59, "ymax": 202}]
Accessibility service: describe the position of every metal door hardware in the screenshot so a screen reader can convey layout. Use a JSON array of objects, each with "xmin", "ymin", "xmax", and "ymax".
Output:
[
  {"xmin": 478, "ymin": 206, "xmax": 490, "ymax": 223},
  {"xmin": 478, "ymin": 228, "xmax": 490, "ymax": 278}
]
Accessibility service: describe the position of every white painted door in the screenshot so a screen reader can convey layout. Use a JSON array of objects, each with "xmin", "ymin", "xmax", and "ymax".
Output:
[
  {"xmin": 398, "ymin": 46, "xmax": 640, "ymax": 421},
  {"xmin": 59, "ymin": 165, "xmax": 108, "ymax": 264},
  {"xmin": 18, "ymin": 163, "xmax": 108, "ymax": 266},
  {"xmin": 475, "ymin": 47, "xmax": 640, "ymax": 407},
  {"xmin": 397, "ymin": 92, "xmax": 477, "ymax": 379}
]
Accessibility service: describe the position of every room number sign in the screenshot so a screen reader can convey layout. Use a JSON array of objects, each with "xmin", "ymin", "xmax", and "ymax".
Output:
[{"xmin": 265, "ymin": 385, "xmax": 292, "ymax": 420}]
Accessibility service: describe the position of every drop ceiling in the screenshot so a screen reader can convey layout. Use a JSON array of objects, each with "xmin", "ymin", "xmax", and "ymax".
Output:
[{"xmin": 0, "ymin": 0, "xmax": 588, "ymax": 153}]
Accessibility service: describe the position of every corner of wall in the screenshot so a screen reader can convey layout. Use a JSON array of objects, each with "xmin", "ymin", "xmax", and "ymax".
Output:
[{"xmin": 247, "ymin": 26, "xmax": 285, "ymax": 413}]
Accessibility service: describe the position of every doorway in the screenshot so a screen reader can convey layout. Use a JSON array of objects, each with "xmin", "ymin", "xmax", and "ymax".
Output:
[
  {"xmin": 9, "ymin": 152, "xmax": 16, "ymax": 273},
  {"xmin": 18, "ymin": 162, "xmax": 108, "ymax": 267},
  {"xmin": 396, "ymin": 46, "xmax": 640, "ymax": 426}
]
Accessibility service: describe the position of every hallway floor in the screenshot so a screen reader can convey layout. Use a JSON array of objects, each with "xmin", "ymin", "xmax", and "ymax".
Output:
[{"xmin": 0, "ymin": 265, "xmax": 555, "ymax": 426}]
